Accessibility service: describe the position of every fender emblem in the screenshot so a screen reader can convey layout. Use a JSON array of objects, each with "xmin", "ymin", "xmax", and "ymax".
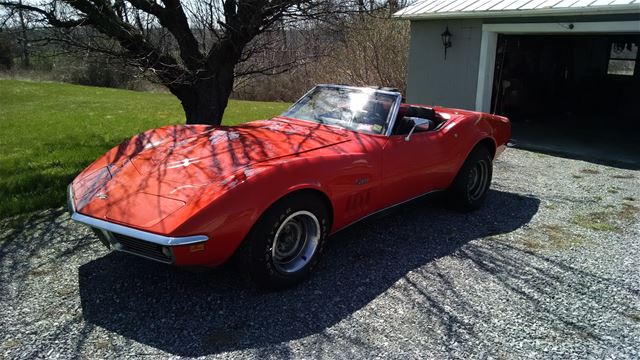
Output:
[
  {"xmin": 96, "ymin": 193, "xmax": 108, "ymax": 200},
  {"xmin": 355, "ymin": 178, "xmax": 369, "ymax": 185}
]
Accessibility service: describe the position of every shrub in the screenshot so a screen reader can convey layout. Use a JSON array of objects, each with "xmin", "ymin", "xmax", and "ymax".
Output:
[{"xmin": 0, "ymin": 35, "xmax": 15, "ymax": 70}]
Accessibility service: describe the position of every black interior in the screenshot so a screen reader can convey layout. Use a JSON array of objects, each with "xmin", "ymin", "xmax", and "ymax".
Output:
[
  {"xmin": 405, "ymin": 106, "xmax": 436, "ymax": 120},
  {"xmin": 392, "ymin": 105, "xmax": 442, "ymax": 135}
]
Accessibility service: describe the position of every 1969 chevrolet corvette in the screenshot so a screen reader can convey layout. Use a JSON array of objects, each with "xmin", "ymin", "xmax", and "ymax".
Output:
[{"xmin": 68, "ymin": 84, "xmax": 510, "ymax": 287}]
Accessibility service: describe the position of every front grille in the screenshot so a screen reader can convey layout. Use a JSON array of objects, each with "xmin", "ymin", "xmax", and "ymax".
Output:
[{"xmin": 111, "ymin": 233, "xmax": 173, "ymax": 264}]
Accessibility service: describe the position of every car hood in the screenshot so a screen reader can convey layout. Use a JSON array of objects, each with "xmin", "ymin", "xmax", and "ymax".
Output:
[
  {"xmin": 128, "ymin": 118, "xmax": 349, "ymax": 185},
  {"xmin": 71, "ymin": 118, "xmax": 350, "ymax": 229}
]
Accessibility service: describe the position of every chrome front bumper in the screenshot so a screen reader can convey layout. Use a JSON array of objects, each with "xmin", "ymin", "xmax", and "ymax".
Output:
[{"xmin": 67, "ymin": 184, "xmax": 208, "ymax": 264}]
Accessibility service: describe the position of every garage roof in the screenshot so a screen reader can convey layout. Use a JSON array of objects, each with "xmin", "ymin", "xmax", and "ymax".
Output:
[{"xmin": 395, "ymin": 0, "xmax": 640, "ymax": 19}]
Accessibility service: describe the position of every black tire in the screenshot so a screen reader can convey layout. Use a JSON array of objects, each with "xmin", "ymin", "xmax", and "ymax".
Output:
[
  {"xmin": 447, "ymin": 146, "xmax": 493, "ymax": 212},
  {"xmin": 235, "ymin": 193, "xmax": 329, "ymax": 289}
]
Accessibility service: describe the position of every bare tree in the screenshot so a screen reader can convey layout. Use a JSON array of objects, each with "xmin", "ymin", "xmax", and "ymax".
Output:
[
  {"xmin": 15, "ymin": 0, "xmax": 30, "ymax": 67},
  {"xmin": 298, "ymin": 3, "xmax": 412, "ymax": 94},
  {"xmin": 0, "ymin": 0, "xmax": 362, "ymax": 125},
  {"xmin": 232, "ymin": 0, "xmax": 414, "ymax": 102},
  {"xmin": 328, "ymin": 11, "xmax": 410, "ymax": 91}
]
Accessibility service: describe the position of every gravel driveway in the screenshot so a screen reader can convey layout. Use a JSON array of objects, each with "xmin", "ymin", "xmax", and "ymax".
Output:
[{"xmin": 1, "ymin": 148, "xmax": 639, "ymax": 359}]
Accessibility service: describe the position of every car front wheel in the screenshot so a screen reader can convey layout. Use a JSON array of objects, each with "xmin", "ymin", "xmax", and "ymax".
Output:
[{"xmin": 236, "ymin": 193, "xmax": 329, "ymax": 289}]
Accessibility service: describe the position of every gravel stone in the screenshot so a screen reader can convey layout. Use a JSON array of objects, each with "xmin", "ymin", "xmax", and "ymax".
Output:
[{"xmin": 0, "ymin": 148, "xmax": 638, "ymax": 359}]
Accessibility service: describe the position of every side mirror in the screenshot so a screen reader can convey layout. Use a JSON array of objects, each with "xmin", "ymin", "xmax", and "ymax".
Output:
[{"xmin": 404, "ymin": 117, "xmax": 429, "ymax": 141}]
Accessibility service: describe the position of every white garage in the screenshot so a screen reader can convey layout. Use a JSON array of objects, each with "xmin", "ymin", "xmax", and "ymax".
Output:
[{"xmin": 396, "ymin": 1, "xmax": 640, "ymax": 167}]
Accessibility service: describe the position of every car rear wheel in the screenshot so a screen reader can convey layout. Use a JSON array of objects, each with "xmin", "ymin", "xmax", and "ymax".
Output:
[
  {"xmin": 236, "ymin": 193, "xmax": 329, "ymax": 289},
  {"xmin": 447, "ymin": 146, "xmax": 493, "ymax": 212}
]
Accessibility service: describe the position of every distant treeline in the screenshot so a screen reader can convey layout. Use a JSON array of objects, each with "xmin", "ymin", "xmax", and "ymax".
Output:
[{"xmin": 0, "ymin": 13, "xmax": 409, "ymax": 100}]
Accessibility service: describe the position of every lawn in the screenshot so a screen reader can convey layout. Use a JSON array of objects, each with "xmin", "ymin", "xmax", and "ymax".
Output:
[{"xmin": 0, "ymin": 80, "xmax": 291, "ymax": 219}]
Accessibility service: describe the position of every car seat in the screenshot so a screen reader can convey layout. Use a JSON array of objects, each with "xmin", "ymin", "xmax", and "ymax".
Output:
[{"xmin": 393, "ymin": 105, "xmax": 437, "ymax": 135}]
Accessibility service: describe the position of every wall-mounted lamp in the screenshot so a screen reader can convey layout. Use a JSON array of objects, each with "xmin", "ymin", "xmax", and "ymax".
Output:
[{"xmin": 441, "ymin": 26, "xmax": 452, "ymax": 60}]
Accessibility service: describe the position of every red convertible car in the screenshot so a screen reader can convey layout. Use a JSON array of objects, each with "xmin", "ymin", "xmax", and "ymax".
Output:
[{"xmin": 68, "ymin": 85, "xmax": 510, "ymax": 287}]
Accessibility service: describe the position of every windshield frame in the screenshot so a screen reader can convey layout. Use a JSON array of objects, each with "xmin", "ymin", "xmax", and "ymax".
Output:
[{"xmin": 281, "ymin": 84, "xmax": 403, "ymax": 137}]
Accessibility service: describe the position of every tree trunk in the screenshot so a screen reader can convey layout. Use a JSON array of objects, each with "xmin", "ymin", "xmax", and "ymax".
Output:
[
  {"xmin": 171, "ymin": 63, "xmax": 236, "ymax": 125},
  {"xmin": 17, "ymin": 0, "xmax": 30, "ymax": 68},
  {"xmin": 388, "ymin": 0, "xmax": 399, "ymax": 13}
]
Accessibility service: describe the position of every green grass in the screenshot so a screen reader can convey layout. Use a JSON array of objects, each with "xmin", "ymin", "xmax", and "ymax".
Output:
[
  {"xmin": 0, "ymin": 80, "xmax": 290, "ymax": 219},
  {"xmin": 572, "ymin": 211, "xmax": 622, "ymax": 233}
]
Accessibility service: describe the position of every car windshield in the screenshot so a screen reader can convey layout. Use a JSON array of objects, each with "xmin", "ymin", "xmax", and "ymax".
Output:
[{"xmin": 282, "ymin": 86, "xmax": 399, "ymax": 135}]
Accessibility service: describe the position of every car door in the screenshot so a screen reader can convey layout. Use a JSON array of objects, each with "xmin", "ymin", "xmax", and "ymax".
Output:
[{"xmin": 379, "ymin": 129, "xmax": 450, "ymax": 208}]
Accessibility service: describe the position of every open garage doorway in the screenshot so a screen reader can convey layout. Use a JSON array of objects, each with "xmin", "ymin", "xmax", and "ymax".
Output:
[{"xmin": 490, "ymin": 34, "xmax": 640, "ymax": 169}]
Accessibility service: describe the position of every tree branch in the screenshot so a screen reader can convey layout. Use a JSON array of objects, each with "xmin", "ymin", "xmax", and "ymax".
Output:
[{"xmin": 0, "ymin": 1, "xmax": 92, "ymax": 27}]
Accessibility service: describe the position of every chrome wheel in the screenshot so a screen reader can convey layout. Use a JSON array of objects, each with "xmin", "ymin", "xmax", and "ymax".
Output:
[
  {"xmin": 272, "ymin": 211, "xmax": 321, "ymax": 274},
  {"xmin": 467, "ymin": 159, "xmax": 489, "ymax": 201}
]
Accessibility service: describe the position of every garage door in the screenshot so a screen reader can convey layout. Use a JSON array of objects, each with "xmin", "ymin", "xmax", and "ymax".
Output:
[{"xmin": 490, "ymin": 34, "xmax": 639, "ymax": 168}]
